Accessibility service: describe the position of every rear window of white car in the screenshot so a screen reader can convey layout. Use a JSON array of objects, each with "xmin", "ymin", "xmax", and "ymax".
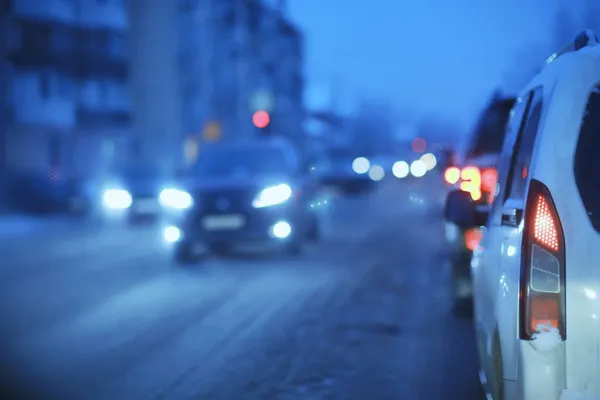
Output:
[{"xmin": 574, "ymin": 85, "xmax": 600, "ymax": 232}]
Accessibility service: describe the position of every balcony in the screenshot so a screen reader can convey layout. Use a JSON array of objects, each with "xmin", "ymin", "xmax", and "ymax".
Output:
[
  {"xmin": 6, "ymin": 17, "xmax": 127, "ymax": 80},
  {"xmin": 9, "ymin": 71, "xmax": 76, "ymax": 128},
  {"xmin": 76, "ymin": 107, "xmax": 130, "ymax": 130}
]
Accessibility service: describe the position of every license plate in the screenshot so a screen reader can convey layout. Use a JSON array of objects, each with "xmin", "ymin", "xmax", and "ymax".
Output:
[
  {"xmin": 135, "ymin": 199, "xmax": 158, "ymax": 213},
  {"xmin": 202, "ymin": 214, "xmax": 245, "ymax": 230}
]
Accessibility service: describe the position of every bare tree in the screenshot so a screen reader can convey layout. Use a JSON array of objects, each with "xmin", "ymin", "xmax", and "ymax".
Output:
[
  {"xmin": 581, "ymin": 0, "xmax": 600, "ymax": 34},
  {"xmin": 503, "ymin": 43, "xmax": 549, "ymax": 93},
  {"xmin": 552, "ymin": 2, "xmax": 579, "ymax": 49},
  {"xmin": 503, "ymin": 2, "xmax": 582, "ymax": 93}
]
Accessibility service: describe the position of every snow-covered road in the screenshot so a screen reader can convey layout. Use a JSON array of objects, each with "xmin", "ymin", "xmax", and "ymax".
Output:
[{"xmin": 0, "ymin": 176, "xmax": 480, "ymax": 399}]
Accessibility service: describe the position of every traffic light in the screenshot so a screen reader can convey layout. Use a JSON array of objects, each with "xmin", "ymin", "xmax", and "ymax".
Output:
[
  {"xmin": 412, "ymin": 137, "xmax": 427, "ymax": 153},
  {"xmin": 252, "ymin": 110, "xmax": 271, "ymax": 134}
]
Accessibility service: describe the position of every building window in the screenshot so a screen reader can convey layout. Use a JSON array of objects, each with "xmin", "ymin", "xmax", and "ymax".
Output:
[
  {"xmin": 39, "ymin": 75, "xmax": 50, "ymax": 98},
  {"xmin": 98, "ymin": 81, "xmax": 108, "ymax": 105},
  {"xmin": 179, "ymin": 0, "xmax": 195, "ymax": 11},
  {"xmin": 7, "ymin": 22, "xmax": 21, "ymax": 50},
  {"xmin": 50, "ymin": 28, "xmax": 73, "ymax": 52},
  {"xmin": 108, "ymin": 33, "xmax": 125, "ymax": 58},
  {"xmin": 56, "ymin": 75, "xmax": 73, "ymax": 98},
  {"xmin": 2, "ymin": 0, "xmax": 13, "ymax": 12},
  {"xmin": 49, "ymin": 135, "xmax": 61, "ymax": 168}
]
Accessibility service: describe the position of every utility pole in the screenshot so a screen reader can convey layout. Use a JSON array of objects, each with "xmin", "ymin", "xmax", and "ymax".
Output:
[
  {"xmin": 234, "ymin": 0, "xmax": 248, "ymax": 140},
  {"xmin": 199, "ymin": 0, "xmax": 215, "ymax": 137},
  {"xmin": 0, "ymin": 2, "xmax": 10, "ymax": 212}
]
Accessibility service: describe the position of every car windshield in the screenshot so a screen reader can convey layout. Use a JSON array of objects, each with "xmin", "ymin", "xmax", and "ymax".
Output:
[
  {"xmin": 119, "ymin": 166, "xmax": 160, "ymax": 181},
  {"xmin": 193, "ymin": 147, "xmax": 291, "ymax": 177}
]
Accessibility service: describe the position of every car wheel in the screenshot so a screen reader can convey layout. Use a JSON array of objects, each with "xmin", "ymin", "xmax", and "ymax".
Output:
[
  {"xmin": 285, "ymin": 241, "xmax": 303, "ymax": 255},
  {"xmin": 491, "ymin": 335, "xmax": 505, "ymax": 400},
  {"xmin": 173, "ymin": 241, "xmax": 196, "ymax": 266},
  {"xmin": 452, "ymin": 275, "xmax": 473, "ymax": 317}
]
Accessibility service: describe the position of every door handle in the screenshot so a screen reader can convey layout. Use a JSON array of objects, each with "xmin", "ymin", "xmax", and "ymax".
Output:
[{"xmin": 501, "ymin": 208, "xmax": 523, "ymax": 227}]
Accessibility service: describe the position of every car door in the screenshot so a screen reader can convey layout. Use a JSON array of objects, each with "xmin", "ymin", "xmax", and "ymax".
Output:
[
  {"xmin": 494, "ymin": 87, "xmax": 544, "ymax": 382},
  {"xmin": 474, "ymin": 91, "xmax": 534, "ymax": 381}
]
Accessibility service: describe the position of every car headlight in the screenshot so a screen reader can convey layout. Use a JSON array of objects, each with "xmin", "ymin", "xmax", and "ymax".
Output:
[
  {"xmin": 102, "ymin": 189, "xmax": 132, "ymax": 209},
  {"xmin": 159, "ymin": 188, "xmax": 193, "ymax": 209},
  {"xmin": 252, "ymin": 183, "xmax": 292, "ymax": 208}
]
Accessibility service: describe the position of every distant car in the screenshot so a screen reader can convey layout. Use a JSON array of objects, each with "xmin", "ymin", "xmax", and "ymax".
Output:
[
  {"xmin": 164, "ymin": 139, "xmax": 321, "ymax": 264},
  {"xmin": 453, "ymin": 31, "xmax": 600, "ymax": 400},
  {"xmin": 99, "ymin": 166, "xmax": 175, "ymax": 223},
  {"xmin": 444, "ymin": 94, "xmax": 516, "ymax": 309},
  {"xmin": 6, "ymin": 168, "xmax": 87, "ymax": 215},
  {"xmin": 316, "ymin": 151, "xmax": 373, "ymax": 193}
]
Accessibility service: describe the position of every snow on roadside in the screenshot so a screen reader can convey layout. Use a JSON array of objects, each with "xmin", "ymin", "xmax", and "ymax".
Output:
[
  {"xmin": 560, "ymin": 389, "xmax": 599, "ymax": 400},
  {"xmin": 530, "ymin": 324, "xmax": 562, "ymax": 352},
  {"xmin": 0, "ymin": 214, "xmax": 73, "ymax": 239},
  {"xmin": 0, "ymin": 215, "xmax": 47, "ymax": 238}
]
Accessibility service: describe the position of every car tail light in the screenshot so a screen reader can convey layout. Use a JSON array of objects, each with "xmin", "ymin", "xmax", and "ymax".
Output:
[
  {"xmin": 481, "ymin": 168, "xmax": 498, "ymax": 202},
  {"xmin": 459, "ymin": 166, "xmax": 482, "ymax": 201},
  {"xmin": 444, "ymin": 166, "xmax": 460, "ymax": 184},
  {"xmin": 519, "ymin": 179, "xmax": 566, "ymax": 340},
  {"xmin": 456, "ymin": 166, "xmax": 497, "ymax": 203}
]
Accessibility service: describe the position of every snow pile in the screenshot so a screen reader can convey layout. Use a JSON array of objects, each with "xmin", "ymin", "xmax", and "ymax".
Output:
[
  {"xmin": 530, "ymin": 324, "xmax": 562, "ymax": 352},
  {"xmin": 560, "ymin": 389, "xmax": 599, "ymax": 400},
  {"xmin": 0, "ymin": 215, "xmax": 40, "ymax": 238},
  {"xmin": 0, "ymin": 214, "xmax": 70, "ymax": 239}
]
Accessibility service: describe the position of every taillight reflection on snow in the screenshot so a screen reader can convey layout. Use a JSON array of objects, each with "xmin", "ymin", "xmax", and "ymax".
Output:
[{"xmin": 464, "ymin": 228, "xmax": 482, "ymax": 251}]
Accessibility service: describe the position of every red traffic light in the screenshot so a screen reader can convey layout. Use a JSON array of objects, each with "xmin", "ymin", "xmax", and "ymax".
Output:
[
  {"xmin": 412, "ymin": 137, "xmax": 427, "ymax": 153},
  {"xmin": 252, "ymin": 110, "xmax": 270, "ymax": 128}
]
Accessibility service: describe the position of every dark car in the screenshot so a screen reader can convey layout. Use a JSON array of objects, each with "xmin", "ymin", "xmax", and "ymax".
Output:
[
  {"xmin": 315, "ymin": 150, "xmax": 373, "ymax": 194},
  {"xmin": 164, "ymin": 140, "xmax": 321, "ymax": 264},
  {"xmin": 444, "ymin": 94, "xmax": 516, "ymax": 310}
]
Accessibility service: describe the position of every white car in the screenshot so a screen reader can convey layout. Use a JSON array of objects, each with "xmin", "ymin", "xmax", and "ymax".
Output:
[{"xmin": 468, "ymin": 30, "xmax": 600, "ymax": 400}]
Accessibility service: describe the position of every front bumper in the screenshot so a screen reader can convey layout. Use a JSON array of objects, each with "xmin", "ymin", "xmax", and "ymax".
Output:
[
  {"xmin": 101, "ymin": 197, "xmax": 162, "ymax": 222},
  {"xmin": 169, "ymin": 206, "xmax": 307, "ymax": 245}
]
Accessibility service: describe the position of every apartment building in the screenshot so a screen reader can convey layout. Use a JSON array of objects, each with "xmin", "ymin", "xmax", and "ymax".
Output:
[
  {"xmin": 4, "ymin": 0, "xmax": 130, "ymax": 182},
  {"xmin": 128, "ymin": 0, "xmax": 305, "ymax": 169}
]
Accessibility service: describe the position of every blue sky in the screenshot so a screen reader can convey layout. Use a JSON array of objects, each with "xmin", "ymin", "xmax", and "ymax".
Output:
[{"xmin": 286, "ymin": 0, "xmax": 582, "ymax": 131}]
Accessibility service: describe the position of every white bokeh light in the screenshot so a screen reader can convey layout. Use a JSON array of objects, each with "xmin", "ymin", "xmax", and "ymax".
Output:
[
  {"xmin": 410, "ymin": 160, "xmax": 427, "ymax": 177},
  {"xmin": 352, "ymin": 157, "xmax": 370, "ymax": 174},
  {"xmin": 392, "ymin": 161, "xmax": 409, "ymax": 178},
  {"xmin": 420, "ymin": 153, "xmax": 437, "ymax": 170},
  {"xmin": 368, "ymin": 165, "xmax": 385, "ymax": 181}
]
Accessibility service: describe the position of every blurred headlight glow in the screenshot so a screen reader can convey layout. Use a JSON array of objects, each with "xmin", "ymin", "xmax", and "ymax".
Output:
[
  {"xmin": 410, "ymin": 160, "xmax": 427, "ymax": 177},
  {"xmin": 352, "ymin": 157, "xmax": 370, "ymax": 174},
  {"xmin": 392, "ymin": 161, "xmax": 409, "ymax": 178},
  {"xmin": 159, "ymin": 188, "xmax": 193, "ymax": 209},
  {"xmin": 420, "ymin": 153, "xmax": 437, "ymax": 170},
  {"xmin": 271, "ymin": 220, "xmax": 292, "ymax": 239},
  {"xmin": 252, "ymin": 183, "xmax": 292, "ymax": 208},
  {"xmin": 368, "ymin": 165, "xmax": 385, "ymax": 181},
  {"xmin": 102, "ymin": 189, "xmax": 132, "ymax": 209},
  {"xmin": 163, "ymin": 225, "xmax": 181, "ymax": 243}
]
